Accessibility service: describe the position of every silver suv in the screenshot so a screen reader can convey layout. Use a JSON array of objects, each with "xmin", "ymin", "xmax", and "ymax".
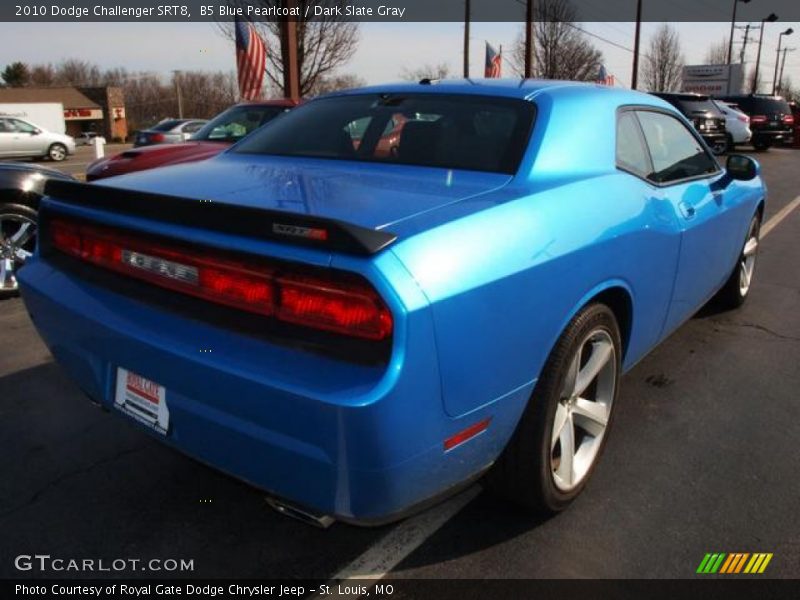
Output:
[{"xmin": 0, "ymin": 117, "xmax": 76, "ymax": 161}]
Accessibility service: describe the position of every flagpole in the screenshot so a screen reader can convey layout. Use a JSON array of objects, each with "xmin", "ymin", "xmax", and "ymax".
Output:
[{"xmin": 281, "ymin": 0, "xmax": 300, "ymax": 100}]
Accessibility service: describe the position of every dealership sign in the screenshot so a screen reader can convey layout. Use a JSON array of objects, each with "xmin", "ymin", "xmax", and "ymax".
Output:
[
  {"xmin": 64, "ymin": 108, "xmax": 103, "ymax": 120},
  {"xmin": 682, "ymin": 64, "xmax": 744, "ymax": 95}
]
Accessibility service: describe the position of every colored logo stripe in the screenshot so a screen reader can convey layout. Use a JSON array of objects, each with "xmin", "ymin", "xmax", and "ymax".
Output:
[{"xmin": 697, "ymin": 552, "xmax": 773, "ymax": 574}]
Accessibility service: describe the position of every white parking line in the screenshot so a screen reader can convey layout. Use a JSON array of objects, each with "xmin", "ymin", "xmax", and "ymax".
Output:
[
  {"xmin": 312, "ymin": 486, "xmax": 481, "ymax": 599},
  {"xmin": 761, "ymin": 195, "xmax": 800, "ymax": 238}
]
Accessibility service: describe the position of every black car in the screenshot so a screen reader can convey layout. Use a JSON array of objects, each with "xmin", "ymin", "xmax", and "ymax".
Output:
[
  {"xmin": 0, "ymin": 163, "xmax": 75, "ymax": 296},
  {"xmin": 650, "ymin": 92, "xmax": 729, "ymax": 155},
  {"xmin": 718, "ymin": 94, "xmax": 794, "ymax": 151}
]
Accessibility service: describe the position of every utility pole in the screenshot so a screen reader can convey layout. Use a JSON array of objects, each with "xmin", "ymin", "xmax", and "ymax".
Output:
[
  {"xmin": 631, "ymin": 0, "xmax": 642, "ymax": 90},
  {"xmin": 172, "ymin": 70, "xmax": 183, "ymax": 118},
  {"xmin": 778, "ymin": 47, "xmax": 796, "ymax": 94},
  {"xmin": 736, "ymin": 24, "xmax": 752, "ymax": 64},
  {"xmin": 727, "ymin": 0, "xmax": 752, "ymax": 65},
  {"xmin": 772, "ymin": 28, "xmax": 794, "ymax": 95},
  {"xmin": 280, "ymin": 0, "xmax": 300, "ymax": 101},
  {"xmin": 524, "ymin": 0, "xmax": 534, "ymax": 78},
  {"xmin": 463, "ymin": 0, "xmax": 470, "ymax": 78}
]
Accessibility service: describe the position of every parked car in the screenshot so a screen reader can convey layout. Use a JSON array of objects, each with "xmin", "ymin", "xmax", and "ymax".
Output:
[
  {"xmin": 0, "ymin": 116, "xmax": 75, "ymax": 161},
  {"xmin": 133, "ymin": 119, "xmax": 209, "ymax": 147},
  {"xmin": 0, "ymin": 163, "xmax": 75, "ymax": 296},
  {"xmin": 651, "ymin": 92, "xmax": 729, "ymax": 154},
  {"xmin": 74, "ymin": 132, "xmax": 102, "ymax": 146},
  {"xmin": 711, "ymin": 99, "xmax": 752, "ymax": 148},
  {"xmin": 87, "ymin": 100, "xmax": 297, "ymax": 181},
  {"xmin": 20, "ymin": 81, "xmax": 765, "ymax": 524},
  {"xmin": 718, "ymin": 94, "xmax": 794, "ymax": 151}
]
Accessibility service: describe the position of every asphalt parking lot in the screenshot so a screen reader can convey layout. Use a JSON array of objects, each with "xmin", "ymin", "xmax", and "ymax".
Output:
[{"xmin": 1, "ymin": 146, "xmax": 799, "ymax": 584}]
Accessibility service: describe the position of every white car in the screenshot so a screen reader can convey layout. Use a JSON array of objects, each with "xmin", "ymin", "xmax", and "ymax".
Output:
[
  {"xmin": 712, "ymin": 99, "xmax": 752, "ymax": 147},
  {"xmin": 74, "ymin": 132, "xmax": 101, "ymax": 146},
  {"xmin": 0, "ymin": 116, "xmax": 75, "ymax": 161}
]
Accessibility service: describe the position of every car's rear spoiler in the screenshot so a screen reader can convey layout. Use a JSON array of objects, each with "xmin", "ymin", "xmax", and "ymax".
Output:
[{"xmin": 43, "ymin": 179, "xmax": 397, "ymax": 256}]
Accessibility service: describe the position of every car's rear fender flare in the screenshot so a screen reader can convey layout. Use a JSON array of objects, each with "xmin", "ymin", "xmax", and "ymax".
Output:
[{"xmin": 544, "ymin": 279, "xmax": 635, "ymax": 371}]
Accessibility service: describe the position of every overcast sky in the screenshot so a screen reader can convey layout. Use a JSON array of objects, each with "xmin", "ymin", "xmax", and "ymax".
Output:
[{"xmin": 0, "ymin": 21, "xmax": 798, "ymax": 91}]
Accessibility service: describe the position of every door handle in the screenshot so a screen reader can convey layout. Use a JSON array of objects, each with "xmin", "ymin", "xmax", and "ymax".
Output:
[{"xmin": 678, "ymin": 201, "xmax": 696, "ymax": 219}]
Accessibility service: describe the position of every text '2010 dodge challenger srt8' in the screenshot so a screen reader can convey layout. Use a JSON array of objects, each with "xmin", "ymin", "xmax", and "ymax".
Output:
[{"xmin": 18, "ymin": 80, "xmax": 765, "ymax": 525}]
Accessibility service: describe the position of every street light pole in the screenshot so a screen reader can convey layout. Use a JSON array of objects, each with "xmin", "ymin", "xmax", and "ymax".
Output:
[
  {"xmin": 631, "ymin": 0, "xmax": 642, "ymax": 90},
  {"xmin": 172, "ymin": 70, "xmax": 183, "ymax": 118},
  {"xmin": 524, "ymin": 0, "xmax": 534, "ymax": 78},
  {"xmin": 463, "ymin": 0, "xmax": 470, "ymax": 78},
  {"xmin": 772, "ymin": 28, "xmax": 794, "ymax": 95},
  {"xmin": 727, "ymin": 0, "xmax": 753, "ymax": 65},
  {"xmin": 752, "ymin": 13, "xmax": 778, "ymax": 94}
]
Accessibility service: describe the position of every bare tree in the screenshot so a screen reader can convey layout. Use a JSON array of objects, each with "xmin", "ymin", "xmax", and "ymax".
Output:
[
  {"xmin": 313, "ymin": 73, "xmax": 366, "ymax": 95},
  {"xmin": 703, "ymin": 37, "xmax": 729, "ymax": 65},
  {"xmin": 54, "ymin": 59, "xmax": 103, "ymax": 86},
  {"xmin": 29, "ymin": 64, "xmax": 56, "ymax": 86},
  {"xmin": 509, "ymin": 0, "xmax": 603, "ymax": 81},
  {"xmin": 643, "ymin": 24, "xmax": 684, "ymax": 92},
  {"xmin": 217, "ymin": 1, "xmax": 359, "ymax": 97},
  {"xmin": 399, "ymin": 63, "xmax": 452, "ymax": 81}
]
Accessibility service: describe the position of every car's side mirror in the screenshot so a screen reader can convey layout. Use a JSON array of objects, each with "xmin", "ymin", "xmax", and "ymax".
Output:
[
  {"xmin": 726, "ymin": 154, "xmax": 758, "ymax": 181},
  {"xmin": 29, "ymin": 129, "xmax": 41, "ymax": 135}
]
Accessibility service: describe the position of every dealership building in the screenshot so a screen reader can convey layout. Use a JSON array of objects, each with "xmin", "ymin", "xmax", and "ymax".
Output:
[{"xmin": 0, "ymin": 86, "xmax": 128, "ymax": 141}]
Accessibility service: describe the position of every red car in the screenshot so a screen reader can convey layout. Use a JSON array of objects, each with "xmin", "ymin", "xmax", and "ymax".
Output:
[{"xmin": 86, "ymin": 100, "xmax": 297, "ymax": 181}]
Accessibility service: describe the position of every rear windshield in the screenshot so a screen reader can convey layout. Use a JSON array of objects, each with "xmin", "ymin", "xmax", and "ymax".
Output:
[
  {"xmin": 193, "ymin": 105, "xmax": 288, "ymax": 142},
  {"xmin": 725, "ymin": 97, "xmax": 791, "ymax": 115},
  {"xmin": 232, "ymin": 93, "xmax": 536, "ymax": 174},
  {"xmin": 673, "ymin": 98, "xmax": 722, "ymax": 116},
  {"xmin": 151, "ymin": 119, "xmax": 185, "ymax": 132}
]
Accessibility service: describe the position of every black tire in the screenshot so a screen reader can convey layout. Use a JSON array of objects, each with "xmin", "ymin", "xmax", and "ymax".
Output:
[
  {"xmin": 752, "ymin": 139, "xmax": 770, "ymax": 152},
  {"xmin": 486, "ymin": 303, "xmax": 622, "ymax": 513},
  {"xmin": 711, "ymin": 137, "xmax": 729, "ymax": 155},
  {"xmin": 48, "ymin": 143, "xmax": 67, "ymax": 161},
  {"xmin": 714, "ymin": 214, "xmax": 761, "ymax": 310},
  {"xmin": 726, "ymin": 133, "xmax": 735, "ymax": 152},
  {"xmin": 0, "ymin": 202, "xmax": 38, "ymax": 298}
]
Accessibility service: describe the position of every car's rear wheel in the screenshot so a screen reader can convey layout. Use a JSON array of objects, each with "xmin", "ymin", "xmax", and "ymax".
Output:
[
  {"xmin": 752, "ymin": 139, "xmax": 770, "ymax": 151},
  {"xmin": 48, "ymin": 143, "xmax": 67, "ymax": 161},
  {"xmin": 714, "ymin": 214, "xmax": 761, "ymax": 309},
  {"xmin": 487, "ymin": 303, "xmax": 621, "ymax": 513},
  {"xmin": 0, "ymin": 203, "xmax": 37, "ymax": 298},
  {"xmin": 711, "ymin": 137, "xmax": 729, "ymax": 155}
]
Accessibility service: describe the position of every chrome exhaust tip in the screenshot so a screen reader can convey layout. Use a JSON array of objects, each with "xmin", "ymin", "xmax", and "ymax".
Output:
[{"xmin": 266, "ymin": 497, "xmax": 335, "ymax": 529}]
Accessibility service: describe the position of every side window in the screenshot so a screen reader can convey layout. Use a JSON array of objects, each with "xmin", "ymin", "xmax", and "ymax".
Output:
[
  {"xmin": 616, "ymin": 112, "xmax": 651, "ymax": 178},
  {"xmin": 0, "ymin": 118, "xmax": 12, "ymax": 133},
  {"xmin": 636, "ymin": 111, "xmax": 719, "ymax": 184},
  {"xmin": 11, "ymin": 119, "xmax": 37, "ymax": 133}
]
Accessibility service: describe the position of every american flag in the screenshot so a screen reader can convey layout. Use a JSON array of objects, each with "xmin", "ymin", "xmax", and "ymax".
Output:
[
  {"xmin": 485, "ymin": 42, "xmax": 502, "ymax": 78},
  {"xmin": 235, "ymin": 18, "xmax": 267, "ymax": 101}
]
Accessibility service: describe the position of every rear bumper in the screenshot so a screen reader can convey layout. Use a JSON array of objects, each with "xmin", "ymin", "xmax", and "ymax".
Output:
[{"xmin": 19, "ymin": 257, "xmax": 520, "ymax": 522}]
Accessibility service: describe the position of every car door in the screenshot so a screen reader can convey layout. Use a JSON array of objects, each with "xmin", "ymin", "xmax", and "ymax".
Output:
[
  {"xmin": 635, "ymin": 109, "xmax": 746, "ymax": 335},
  {"xmin": 0, "ymin": 118, "xmax": 15, "ymax": 155},
  {"xmin": 7, "ymin": 118, "xmax": 46, "ymax": 156}
]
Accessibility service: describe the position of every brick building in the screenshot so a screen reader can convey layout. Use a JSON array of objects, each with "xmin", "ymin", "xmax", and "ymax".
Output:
[{"xmin": 0, "ymin": 86, "xmax": 128, "ymax": 141}]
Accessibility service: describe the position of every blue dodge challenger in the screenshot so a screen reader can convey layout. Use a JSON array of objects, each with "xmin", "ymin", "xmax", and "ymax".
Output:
[{"xmin": 19, "ymin": 80, "xmax": 765, "ymax": 525}]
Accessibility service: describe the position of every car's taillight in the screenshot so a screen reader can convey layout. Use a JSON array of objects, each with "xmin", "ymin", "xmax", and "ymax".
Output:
[
  {"xmin": 277, "ymin": 274, "xmax": 393, "ymax": 341},
  {"xmin": 737, "ymin": 114, "xmax": 749, "ymax": 123},
  {"xmin": 149, "ymin": 133, "xmax": 165, "ymax": 143},
  {"xmin": 783, "ymin": 114, "xmax": 794, "ymax": 125},
  {"xmin": 750, "ymin": 115, "xmax": 767, "ymax": 124},
  {"xmin": 48, "ymin": 219, "xmax": 392, "ymax": 341}
]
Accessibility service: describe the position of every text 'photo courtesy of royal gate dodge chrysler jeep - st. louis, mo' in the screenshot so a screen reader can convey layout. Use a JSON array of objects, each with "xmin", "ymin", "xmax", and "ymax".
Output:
[{"xmin": 18, "ymin": 79, "xmax": 765, "ymax": 526}]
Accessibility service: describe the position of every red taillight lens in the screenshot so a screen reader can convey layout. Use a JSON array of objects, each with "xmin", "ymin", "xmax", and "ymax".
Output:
[
  {"xmin": 783, "ymin": 115, "xmax": 794, "ymax": 125},
  {"xmin": 277, "ymin": 274, "xmax": 393, "ymax": 341},
  {"xmin": 737, "ymin": 114, "xmax": 749, "ymax": 123},
  {"xmin": 750, "ymin": 115, "xmax": 767, "ymax": 124},
  {"xmin": 48, "ymin": 219, "xmax": 392, "ymax": 341},
  {"xmin": 150, "ymin": 133, "xmax": 165, "ymax": 143}
]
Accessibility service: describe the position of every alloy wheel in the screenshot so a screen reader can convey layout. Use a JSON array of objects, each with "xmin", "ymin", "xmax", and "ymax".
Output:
[
  {"xmin": 0, "ymin": 214, "xmax": 36, "ymax": 294},
  {"xmin": 739, "ymin": 221, "xmax": 759, "ymax": 296},
  {"xmin": 551, "ymin": 328, "xmax": 617, "ymax": 492}
]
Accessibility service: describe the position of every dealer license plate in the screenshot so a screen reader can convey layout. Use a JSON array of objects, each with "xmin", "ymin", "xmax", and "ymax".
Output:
[{"xmin": 114, "ymin": 368, "xmax": 169, "ymax": 435}]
